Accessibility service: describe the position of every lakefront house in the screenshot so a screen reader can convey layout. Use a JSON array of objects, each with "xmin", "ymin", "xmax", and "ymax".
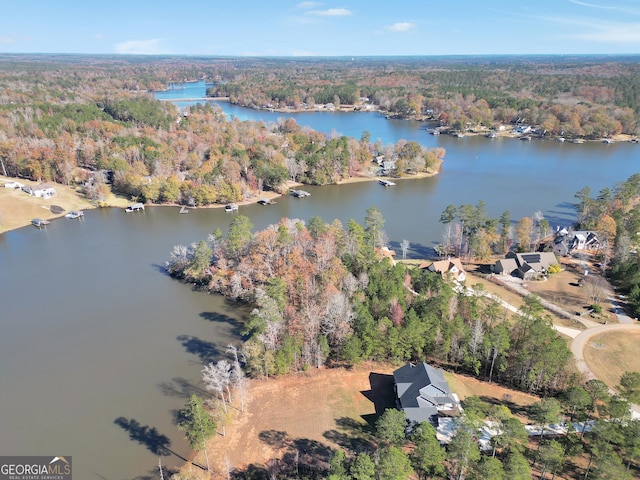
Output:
[
  {"xmin": 493, "ymin": 251, "xmax": 559, "ymax": 280},
  {"xmin": 393, "ymin": 362, "xmax": 461, "ymax": 427}
]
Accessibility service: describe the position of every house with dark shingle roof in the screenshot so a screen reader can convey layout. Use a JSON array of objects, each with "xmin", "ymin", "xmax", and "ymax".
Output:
[
  {"xmin": 393, "ymin": 362, "xmax": 460, "ymax": 426},
  {"xmin": 493, "ymin": 251, "xmax": 559, "ymax": 280}
]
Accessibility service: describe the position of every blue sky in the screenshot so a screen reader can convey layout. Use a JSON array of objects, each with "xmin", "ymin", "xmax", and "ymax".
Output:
[{"xmin": 1, "ymin": 0, "xmax": 640, "ymax": 56}]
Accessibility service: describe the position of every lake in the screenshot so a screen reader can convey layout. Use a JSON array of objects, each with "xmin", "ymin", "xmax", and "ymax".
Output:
[{"xmin": 1, "ymin": 80, "xmax": 639, "ymax": 479}]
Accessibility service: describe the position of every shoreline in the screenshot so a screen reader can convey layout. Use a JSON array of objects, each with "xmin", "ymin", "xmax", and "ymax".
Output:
[
  {"xmin": 1, "ymin": 173, "xmax": 436, "ymax": 234},
  {"xmin": 196, "ymin": 98, "xmax": 638, "ymax": 144}
]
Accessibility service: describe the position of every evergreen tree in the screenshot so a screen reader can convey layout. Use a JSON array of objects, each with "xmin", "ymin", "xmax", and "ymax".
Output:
[
  {"xmin": 375, "ymin": 409, "xmax": 407, "ymax": 447},
  {"xmin": 176, "ymin": 394, "xmax": 217, "ymax": 450},
  {"xmin": 350, "ymin": 453, "xmax": 376, "ymax": 480},
  {"xmin": 410, "ymin": 422, "xmax": 446, "ymax": 479},
  {"xmin": 377, "ymin": 446, "xmax": 413, "ymax": 480}
]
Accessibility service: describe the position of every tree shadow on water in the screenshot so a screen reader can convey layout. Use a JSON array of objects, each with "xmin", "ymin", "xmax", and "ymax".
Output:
[
  {"xmin": 199, "ymin": 311, "xmax": 245, "ymax": 337},
  {"xmin": 158, "ymin": 376, "xmax": 208, "ymax": 399},
  {"xmin": 113, "ymin": 417, "xmax": 206, "ymax": 471},
  {"xmin": 177, "ymin": 334, "xmax": 220, "ymax": 364},
  {"xmin": 114, "ymin": 417, "xmax": 171, "ymax": 457}
]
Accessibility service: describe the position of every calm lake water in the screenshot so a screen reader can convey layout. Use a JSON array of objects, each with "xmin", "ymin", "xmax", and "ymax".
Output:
[{"xmin": 1, "ymin": 80, "xmax": 640, "ymax": 479}]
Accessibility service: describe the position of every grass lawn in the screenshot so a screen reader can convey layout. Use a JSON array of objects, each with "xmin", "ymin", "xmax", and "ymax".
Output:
[
  {"xmin": 0, "ymin": 175, "xmax": 130, "ymax": 233},
  {"xmin": 583, "ymin": 330, "xmax": 640, "ymax": 391}
]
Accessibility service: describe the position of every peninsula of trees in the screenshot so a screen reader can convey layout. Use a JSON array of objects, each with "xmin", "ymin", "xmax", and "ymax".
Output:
[
  {"xmin": 166, "ymin": 207, "xmax": 640, "ymax": 479},
  {"xmin": 166, "ymin": 209, "xmax": 575, "ymax": 393},
  {"xmin": 0, "ymin": 55, "xmax": 443, "ymax": 209}
]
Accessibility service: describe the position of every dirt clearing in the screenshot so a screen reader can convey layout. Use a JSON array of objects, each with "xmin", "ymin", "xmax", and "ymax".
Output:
[{"xmin": 179, "ymin": 363, "xmax": 541, "ymax": 478}]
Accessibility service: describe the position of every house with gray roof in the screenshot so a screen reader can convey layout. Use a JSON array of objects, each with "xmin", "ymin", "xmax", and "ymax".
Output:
[
  {"xmin": 393, "ymin": 362, "xmax": 460, "ymax": 426},
  {"xmin": 493, "ymin": 251, "xmax": 559, "ymax": 280},
  {"xmin": 493, "ymin": 258, "xmax": 518, "ymax": 276}
]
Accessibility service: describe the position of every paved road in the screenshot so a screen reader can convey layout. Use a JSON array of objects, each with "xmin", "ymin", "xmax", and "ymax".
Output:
[{"xmin": 607, "ymin": 296, "xmax": 635, "ymax": 324}]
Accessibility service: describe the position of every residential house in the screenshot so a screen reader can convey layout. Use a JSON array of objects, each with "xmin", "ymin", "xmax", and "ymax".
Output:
[
  {"xmin": 493, "ymin": 251, "xmax": 559, "ymax": 280},
  {"xmin": 22, "ymin": 185, "xmax": 56, "ymax": 198},
  {"xmin": 393, "ymin": 362, "xmax": 460, "ymax": 427},
  {"xmin": 493, "ymin": 257, "xmax": 519, "ymax": 276},
  {"xmin": 552, "ymin": 229, "xmax": 599, "ymax": 255},
  {"xmin": 420, "ymin": 258, "xmax": 466, "ymax": 283},
  {"xmin": 571, "ymin": 231, "xmax": 599, "ymax": 251}
]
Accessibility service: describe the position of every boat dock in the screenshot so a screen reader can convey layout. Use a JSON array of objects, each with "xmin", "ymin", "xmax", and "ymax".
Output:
[
  {"xmin": 125, "ymin": 203, "xmax": 145, "ymax": 212},
  {"xmin": 31, "ymin": 218, "xmax": 50, "ymax": 228},
  {"xmin": 290, "ymin": 189, "xmax": 311, "ymax": 198},
  {"xmin": 225, "ymin": 203, "xmax": 239, "ymax": 212}
]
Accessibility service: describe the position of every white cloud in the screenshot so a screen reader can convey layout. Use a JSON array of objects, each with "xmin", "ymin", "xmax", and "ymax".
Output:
[
  {"xmin": 568, "ymin": 0, "xmax": 616, "ymax": 10},
  {"xmin": 569, "ymin": 22, "xmax": 640, "ymax": 43},
  {"xmin": 296, "ymin": 1, "xmax": 323, "ymax": 8},
  {"xmin": 115, "ymin": 38, "xmax": 164, "ymax": 54},
  {"xmin": 567, "ymin": 0, "xmax": 640, "ymax": 15},
  {"xmin": 0, "ymin": 36, "xmax": 16, "ymax": 44},
  {"xmin": 94, "ymin": 33, "xmax": 104, "ymax": 39},
  {"xmin": 306, "ymin": 8, "xmax": 352, "ymax": 16},
  {"xmin": 386, "ymin": 22, "xmax": 416, "ymax": 32}
]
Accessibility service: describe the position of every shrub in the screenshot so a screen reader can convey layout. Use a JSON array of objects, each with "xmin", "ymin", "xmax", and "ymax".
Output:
[{"xmin": 547, "ymin": 263, "xmax": 562, "ymax": 274}]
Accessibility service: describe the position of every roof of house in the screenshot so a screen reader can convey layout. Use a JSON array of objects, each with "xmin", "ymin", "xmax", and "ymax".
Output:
[
  {"xmin": 495, "ymin": 258, "xmax": 518, "ymax": 272},
  {"xmin": 507, "ymin": 251, "xmax": 558, "ymax": 271},
  {"xmin": 394, "ymin": 362, "xmax": 457, "ymax": 424},
  {"xmin": 421, "ymin": 258, "xmax": 466, "ymax": 276}
]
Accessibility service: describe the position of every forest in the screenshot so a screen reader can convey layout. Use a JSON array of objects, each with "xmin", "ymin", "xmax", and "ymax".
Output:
[
  {"xmin": 205, "ymin": 55, "xmax": 640, "ymax": 139},
  {"xmin": 0, "ymin": 55, "xmax": 444, "ymax": 209}
]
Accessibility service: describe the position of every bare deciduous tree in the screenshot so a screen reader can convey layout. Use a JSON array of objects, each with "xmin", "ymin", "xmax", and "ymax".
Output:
[
  {"xmin": 400, "ymin": 239, "xmax": 410, "ymax": 260},
  {"xmin": 584, "ymin": 275, "xmax": 605, "ymax": 305},
  {"xmin": 227, "ymin": 344, "xmax": 246, "ymax": 413},
  {"xmin": 202, "ymin": 360, "xmax": 232, "ymax": 413},
  {"xmin": 468, "ymin": 318, "xmax": 485, "ymax": 357}
]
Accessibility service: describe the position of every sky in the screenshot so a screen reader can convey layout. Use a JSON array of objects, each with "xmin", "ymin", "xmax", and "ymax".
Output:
[{"xmin": 1, "ymin": 0, "xmax": 640, "ymax": 56}]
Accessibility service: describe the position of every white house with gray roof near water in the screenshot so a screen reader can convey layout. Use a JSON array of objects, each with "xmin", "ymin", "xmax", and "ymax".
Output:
[{"xmin": 393, "ymin": 362, "xmax": 461, "ymax": 427}]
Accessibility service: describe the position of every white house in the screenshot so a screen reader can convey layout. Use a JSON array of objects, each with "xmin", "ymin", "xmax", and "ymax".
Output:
[{"xmin": 23, "ymin": 185, "xmax": 56, "ymax": 198}]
